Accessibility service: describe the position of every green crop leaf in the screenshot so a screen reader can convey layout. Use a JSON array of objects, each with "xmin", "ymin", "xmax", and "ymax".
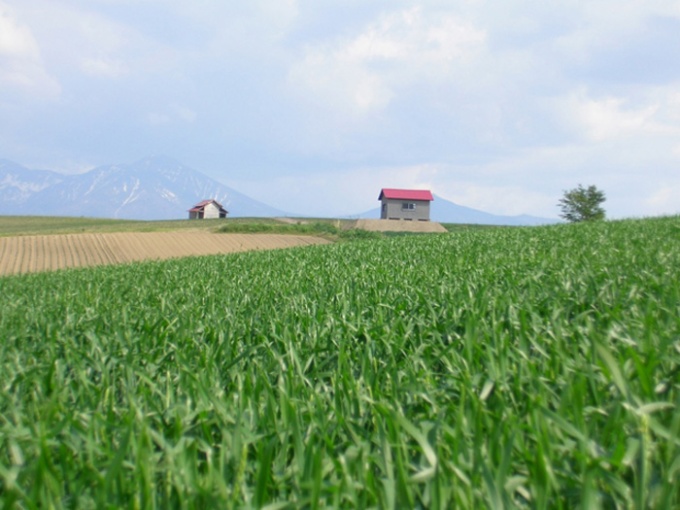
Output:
[{"xmin": 1, "ymin": 215, "xmax": 678, "ymax": 508}]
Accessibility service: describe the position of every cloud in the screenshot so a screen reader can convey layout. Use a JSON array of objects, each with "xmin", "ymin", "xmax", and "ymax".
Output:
[
  {"xmin": 438, "ymin": 181, "xmax": 557, "ymax": 218},
  {"xmin": 0, "ymin": 3, "xmax": 38, "ymax": 58},
  {"xmin": 10, "ymin": 2, "xmax": 181, "ymax": 84},
  {"xmin": 3, "ymin": 1, "xmax": 680, "ymax": 220},
  {"xmin": 550, "ymin": 85, "xmax": 680, "ymax": 163},
  {"xmin": 0, "ymin": 1, "xmax": 60, "ymax": 97},
  {"xmin": 564, "ymin": 92, "xmax": 663, "ymax": 142},
  {"xmin": 81, "ymin": 57, "xmax": 128, "ymax": 77},
  {"xmin": 644, "ymin": 184, "xmax": 680, "ymax": 216},
  {"xmin": 288, "ymin": 7, "xmax": 486, "ymax": 117}
]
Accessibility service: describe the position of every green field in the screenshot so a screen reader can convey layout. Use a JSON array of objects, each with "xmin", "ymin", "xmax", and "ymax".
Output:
[
  {"xmin": 1, "ymin": 217, "xmax": 679, "ymax": 508},
  {"xmin": 0, "ymin": 215, "xmax": 491, "ymax": 239},
  {"xmin": 0, "ymin": 216, "xmax": 217, "ymax": 237}
]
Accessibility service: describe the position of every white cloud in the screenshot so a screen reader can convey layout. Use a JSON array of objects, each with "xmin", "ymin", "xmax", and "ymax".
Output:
[
  {"xmin": 574, "ymin": 95, "xmax": 659, "ymax": 142},
  {"xmin": 0, "ymin": 4, "xmax": 38, "ymax": 58},
  {"xmin": 288, "ymin": 7, "xmax": 486, "ymax": 117},
  {"xmin": 556, "ymin": 88, "xmax": 680, "ymax": 142},
  {"xmin": 0, "ymin": 1, "xmax": 60, "ymax": 97},
  {"xmin": 433, "ymin": 180, "xmax": 556, "ymax": 218},
  {"xmin": 342, "ymin": 7, "xmax": 484, "ymax": 63},
  {"xmin": 660, "ymin": 89, "xmax": 680, "ymax": 125},
  {"xmin": 9, "ymin": 2, "xmax": 180, "ymax": 85},
  {"xmin": 644, "ymin": 184, "xmax": 680, "ymax": 216},
  {"xmin": 3, "ymin": 1, "xmax": 680, "ymax": 220},
  {"xmin": 81, "ymin": 56, "xmax": 128, "ymax": 77}
]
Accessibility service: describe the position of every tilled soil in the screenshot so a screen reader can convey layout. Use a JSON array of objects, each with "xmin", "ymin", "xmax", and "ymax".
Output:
[
  {"xmin": 354, "ymin": 219, "xmax": 448, "ymax": 233},
  {"xmin": 0, "ymin": 231, "xmax": 330, "ymax": 276}
]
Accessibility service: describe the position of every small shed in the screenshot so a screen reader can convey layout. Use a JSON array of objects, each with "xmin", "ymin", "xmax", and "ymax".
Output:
[
  {"xmin": 188, "ymin": 199, "xmax": 228, "ymax": 219},
  {"xmin": 378, "ymin": 188, "xmax": 434, "ymax": 221}
]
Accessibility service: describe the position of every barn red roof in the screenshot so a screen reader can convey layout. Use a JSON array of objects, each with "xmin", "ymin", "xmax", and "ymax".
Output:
[{"xmin": 378, "ymin": 188, "xmax": 434, "ymax": 201}]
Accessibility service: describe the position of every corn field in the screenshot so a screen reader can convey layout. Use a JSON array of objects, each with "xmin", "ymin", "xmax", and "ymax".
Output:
[{"xmin": 1, "ymin": 217, "xmax": 679, "ymax": 508}]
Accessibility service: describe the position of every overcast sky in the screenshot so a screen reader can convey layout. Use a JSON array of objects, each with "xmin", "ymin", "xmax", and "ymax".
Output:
[{"xmin": 2, "ymin": 0, "xmax": 680, "ymax": 218}]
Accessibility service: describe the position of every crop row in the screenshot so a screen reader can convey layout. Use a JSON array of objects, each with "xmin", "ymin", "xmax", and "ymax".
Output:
[{"xmin": 0, "ymin": 217, "xmax": 679, "ymax": 508}]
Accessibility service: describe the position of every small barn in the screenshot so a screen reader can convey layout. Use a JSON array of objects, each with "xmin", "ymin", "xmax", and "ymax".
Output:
[
  {"xmin": 188, "ymin": 199, "xmax": 228, "ymax": 219},
  {"xmin": 378, "ymin": 188, "xmax": 434, "ymax": 221}
]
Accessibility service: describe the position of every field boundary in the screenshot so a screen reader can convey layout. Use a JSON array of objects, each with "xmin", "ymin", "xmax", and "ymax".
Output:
[{"xmin": 354, "ymin": 219, "xmax": 448, "ymax": 233}]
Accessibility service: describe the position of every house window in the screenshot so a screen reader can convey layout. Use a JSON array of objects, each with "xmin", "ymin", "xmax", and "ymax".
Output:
[{"xmin": 402, "ymin": 202, "xmax": 416, "ymax": 210}]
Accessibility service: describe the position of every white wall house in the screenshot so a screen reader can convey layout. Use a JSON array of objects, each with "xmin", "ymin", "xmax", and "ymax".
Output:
[
  {"xmin": 378, "ymin": 188, "xmax": 434, "ymax": 221},
  {"xmin": 188, "ymin": 199, "xmax": 228, "ymax": 219}
]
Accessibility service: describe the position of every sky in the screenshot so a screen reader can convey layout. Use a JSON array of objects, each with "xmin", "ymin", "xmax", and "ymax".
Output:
[{"xmin": 1, "ymin": 0, "xmax": 680, "ymax": 219}]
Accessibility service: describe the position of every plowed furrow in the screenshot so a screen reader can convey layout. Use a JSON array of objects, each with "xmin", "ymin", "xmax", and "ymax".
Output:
[{"xmin": 0, "ymin": 232, "xmax": 330, "ymax": 275}]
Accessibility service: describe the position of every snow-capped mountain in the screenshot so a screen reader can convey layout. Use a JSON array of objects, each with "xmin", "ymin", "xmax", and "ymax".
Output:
[
  {"xmin": 0, "ymin": 156, "xmax": 290, "ymax": 220},
  {"xmin": 2, "ymin": 156, "xmax": 558, "ymax": 225},
  {"xmin": 0, "ymin": 159, "xmax": 64, "ymax": 207}
]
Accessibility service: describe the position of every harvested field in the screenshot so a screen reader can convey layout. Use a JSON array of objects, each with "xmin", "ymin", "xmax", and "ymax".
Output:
[
  {"xmin": 0, "ymin": 231, "xmax": 330, "ymax": 275},
  {"xmin": 355, "ymin": 218, "xmax": 448, "ymax": 233}
]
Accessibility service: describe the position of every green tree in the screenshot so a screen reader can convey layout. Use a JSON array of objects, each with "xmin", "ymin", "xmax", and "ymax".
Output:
[{"xmin": 558, "ymin": 184, "xmax": 606, "ymax": 222}]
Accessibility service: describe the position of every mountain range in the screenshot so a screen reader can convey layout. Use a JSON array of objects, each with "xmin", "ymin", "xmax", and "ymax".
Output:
[
  {"xmin": 0, "ymin": 156, "xmax": 287, "ymax": 220},
  {"xmin": 0, "ymin": 156, "xmax": 558, "ymax": 225}
]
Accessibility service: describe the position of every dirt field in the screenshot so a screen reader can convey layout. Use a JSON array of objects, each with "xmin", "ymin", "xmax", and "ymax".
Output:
[
  {"xmin": 0, "ymin": 231, "xmax": 330, "ymax": 276},
  {"xmin": 354, "ymin": 219, "xmax": 448, "ymax": 233}
]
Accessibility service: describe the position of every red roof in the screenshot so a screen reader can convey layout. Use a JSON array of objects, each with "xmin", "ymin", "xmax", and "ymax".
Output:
[
  {"xmin": 378, "ymin": 188, "xmax": 434, "ymax": 201},
  {"xmin": 188, "ymin": 199, "xmax": 227, "ymax": 212}
]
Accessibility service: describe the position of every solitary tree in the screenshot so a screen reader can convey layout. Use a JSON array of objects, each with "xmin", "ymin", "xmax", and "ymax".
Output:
[{"xmin": 558, "ymin": 184, "xmax": 606, "ymax": 222}]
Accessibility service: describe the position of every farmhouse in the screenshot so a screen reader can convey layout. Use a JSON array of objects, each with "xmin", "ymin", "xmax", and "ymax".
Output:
[
  {"xmin": 378, "ymin": 188, "xmax": 434, "ymax": 221},
  {"xmin": 188, "ymin": 199, "xmax": 228, "ymax": 219}
]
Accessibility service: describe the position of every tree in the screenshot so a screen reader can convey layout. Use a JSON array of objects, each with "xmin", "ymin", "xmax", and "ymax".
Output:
[{"xmin": 558, "ymin": 184, "xmax": 606, "ymax": 222}]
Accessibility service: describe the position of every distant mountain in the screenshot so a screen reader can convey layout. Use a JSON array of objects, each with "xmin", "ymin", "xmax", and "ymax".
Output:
[
  {"xmin": 2, "ymin": 156, "xmax": 559, "ymax": 224},
  {"xmin": 0, "ymin": 159, "xmax": 64, "ymax": 207},
  {"xmin": 0, "ymin": 156, "xmax": 290, "ymax": 220},
  {"xmin": 356, "ymin": 194, "xmax": 558, "ymax": 226}
]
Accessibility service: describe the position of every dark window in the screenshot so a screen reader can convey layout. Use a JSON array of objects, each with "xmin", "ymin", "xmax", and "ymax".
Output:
[{"xmin": 402, "ymin": 202, "xmax": 416, "ymax": 210}]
